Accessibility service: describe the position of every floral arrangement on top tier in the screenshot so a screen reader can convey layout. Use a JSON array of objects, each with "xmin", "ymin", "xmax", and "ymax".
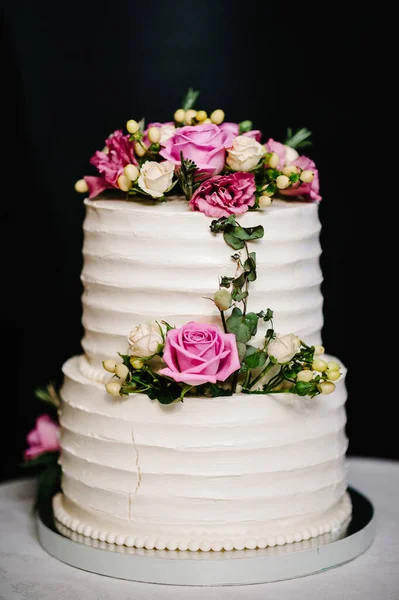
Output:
[
  {"xmin": 74, "ymin": 88, "xmax": 340, "ymax": 405},
  {"xmin": 74, "ymin": 87, "xmax": 321, "ymax": 215}
]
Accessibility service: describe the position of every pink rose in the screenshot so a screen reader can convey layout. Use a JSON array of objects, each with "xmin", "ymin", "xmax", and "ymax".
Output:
[
  {"xmin": 159, "ymin": 322, "xmax": 240, "ymax": 386},
  {"xmin": 84, "ymin": 129, "xmax": 138, "ymax": 198},
  {"xmin": 159, "ymin": 123, "xmax": 227, "ymax": 177},
  {"xmin": 189, "ymin": 172, "xmax": 256, "ymax": 218},
  {"xmin": 220, "ymin": 122, "xmax": 262, "ymax": 146},
  {"xmin": 279, "ymin": 155, "xmax": 322, "ymax": 202},
  {"xmin": 24, "ymin": 414, "xmax": 60, "ymax": 460},
  {"xmin": 143, "ymin": 121, "xmax": 175, "ymax": 146}
]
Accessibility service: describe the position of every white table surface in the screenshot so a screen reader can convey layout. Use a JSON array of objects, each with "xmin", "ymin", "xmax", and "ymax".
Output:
[{"xmin": 0, "ymin": 456, "xmax": 398, "ymax": 600}]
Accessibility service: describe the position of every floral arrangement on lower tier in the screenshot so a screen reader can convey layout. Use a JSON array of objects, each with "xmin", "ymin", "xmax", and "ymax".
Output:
[
  {"xmin": 103, "ymin": 215, "xmax": 342, "ymax": 405},
  {"xmin": 74, "ymin": 88, "xmax": 320, "ymax": 217},
  {"xmin": 21, "ymin": 384, "xmax": 61, "ymax": 516}
]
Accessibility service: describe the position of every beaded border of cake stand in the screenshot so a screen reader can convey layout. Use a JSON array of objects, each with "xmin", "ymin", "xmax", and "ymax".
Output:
[{"xmin": 37, "ymin": 487, "xmax": 375, "ymax": 586}]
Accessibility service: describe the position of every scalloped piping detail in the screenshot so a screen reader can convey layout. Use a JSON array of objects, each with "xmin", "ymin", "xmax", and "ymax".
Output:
[
  {"xmin": 52, "ymin": 492, "xmax": 352, "ymax": 552},
  {"xmin": 78, "ymin": 355, "xmax": 111, "ymax": 384}
]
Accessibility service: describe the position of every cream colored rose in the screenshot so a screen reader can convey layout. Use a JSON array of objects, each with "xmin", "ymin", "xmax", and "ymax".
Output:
[
  {"xmin": 128, "ymin": 322, "xmax": 164, "ymax": 358},
  {"xmin": 226, "ymin": 135, "xmax": 265, "ymax": 171},
  {"xmin": 284, "ymin": 144, "xmax": 299, "ymax": 165},
  {"xmin": 137, "ymin": 161, "xmax": 174, "ymax": 198},
  {"xmin": 267, "ymin": 333, "xmax": 301, "ymax": 363}
]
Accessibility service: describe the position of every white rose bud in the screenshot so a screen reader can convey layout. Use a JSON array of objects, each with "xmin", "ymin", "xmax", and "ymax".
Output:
[
  {"xmin": 128, "ymin": 322, "xmax": 164, "ymax": 358},
  {"xmin": 213, "ymin": 289, "xmax": 232, "ymax": 311},
  {"xmin": 105, "ymin": 381, "xmax": 122, "ymax": 397},
  {"xmin": 300, "ymin": 169, "xmax": 315, "ymax": 183},
  {"xmin": 148, "ymin": 126, "xmax": 161, "ymax": 144},
  {"xmin": 317, "ymin": 381, "xmax": 336, "ymax": 395},
  {"xmin": 297, "ymin": 370, "xmax": 314, "ymax": 383},
  {"xmin": 267, "ymin": 333, "xmax": 301, "ymax": 364},
  {"xmin": 276, "ymin": 175, "xmax": 290, "ymax": 189},
  {"xmin": 312, "ymin": 358, "xmax": 328, "ymax": 372},
  {"xmin": 115, "ymin": 363, "xmax": 130, "ymax": 382},
  {"xmin": 124, "ymin": 164, "xmax": 139, "ymax": 182},
  {"xmin": 326, "ymin": 369, "xmax": 341, "ymax": 381},
  {"xmin": 74, "ymin": 178, "xmax": 88, "ymax": 193},
  {"xmin": 137, "ymin": 161, "xmax": 174, "ymax": 198},
  {"xmin": 126, "ymin": 119, "xmax": 139, "ymax": 134},
  {"xmin": 284, "ymin": 145, "xmax": 299, "ymax": 165},
  {"xmin": 226, "ymin": 135, "xmax": 265, "ymax": 172}
]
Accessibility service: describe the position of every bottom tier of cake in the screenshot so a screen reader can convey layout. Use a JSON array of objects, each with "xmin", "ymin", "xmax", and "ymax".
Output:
[{"xmin": 54, "ymin": 355, "xmax": 352, "ymax": 551}]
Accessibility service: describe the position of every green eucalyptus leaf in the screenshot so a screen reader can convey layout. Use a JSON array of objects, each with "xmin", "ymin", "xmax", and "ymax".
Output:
[
  {"xmin": 236, "ymin": 341, "xmax": 247, "ymax": 362},
  {"xmin": 245, "ymin": 351, "xmax": 267, "ymax": 370},
  {"xmin": 223, "ymin": 230, "xmax": 245, "ymax": 249},
  {"xmin": 232, "ymin": 290, "xmax": 248, "ymax": 302}
]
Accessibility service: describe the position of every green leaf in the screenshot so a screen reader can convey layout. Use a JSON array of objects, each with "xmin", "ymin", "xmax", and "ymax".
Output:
[
  {"xmin": 245, "ymin": 350, "xmax": 267, "ymax": 370},
  {"xmin": 284, "ymin": 127, "xmax": 312, "ymax": 149},
  {"xmin": 226, "ymin": 308, "xmax": 258, "ymax": 344},
  {"xmin": 232, "ymin": 273, "xmax": 246, "ymax": 288},
  {"xmin": 232, "ymin": 290, "xmax": 248, "ymax": 302},
  {"xmin": 236, "ymin": 341, "xmax": 247, "ymax": 361},
  {"xmin": 34, "ymin": 383, "xmax": 61, "ymax": 408},
  {"xmin": 181, "ymin": 87, "xmax": 200, "ymax": 111},
  {"xmin": 220, "ymin": 276, "xmax": 235, "ymax": 288},
  {"xmin": 265, "ymin": 168, "xmax": 281, "ymax": 180},
  {"xmin": 290, "ymin": 381, "xmax": 319, "ymax": 397},
  {"xmin": 208, "ymin": 384, "xmax": 233, "ymax": 397},
  {"xmin": 223, "ymin": 230, "xmax": 245, "ymax": 250}
]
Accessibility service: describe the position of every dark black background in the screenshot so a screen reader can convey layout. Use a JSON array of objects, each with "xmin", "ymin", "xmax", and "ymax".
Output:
[{"xmin": 1, "ymin": 2, "xmax": 393, "ymax": 483}]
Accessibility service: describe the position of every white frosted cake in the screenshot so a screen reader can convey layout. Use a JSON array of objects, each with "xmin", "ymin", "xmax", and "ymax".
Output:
[{"xmin": 52, "ymin": 94, "xmax": 351, "ymax": 551}]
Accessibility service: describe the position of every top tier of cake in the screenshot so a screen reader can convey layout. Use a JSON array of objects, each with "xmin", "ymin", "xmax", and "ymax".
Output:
[{"xmin": 80, "ymin": 196, "xmax": 323, "ymax": 382}]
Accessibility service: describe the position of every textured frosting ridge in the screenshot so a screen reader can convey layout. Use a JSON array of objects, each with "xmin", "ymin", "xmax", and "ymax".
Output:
[{"xmin": 80, "ymin": 196, "xmax": 323, "ymax": 381}]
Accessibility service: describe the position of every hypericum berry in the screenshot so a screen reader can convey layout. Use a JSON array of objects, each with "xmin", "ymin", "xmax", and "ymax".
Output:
[
  {"xmin": 105, "ymin": 381, "xmax": 122, "ymax": 396},
  {"xmin": 174, "ymin": 108, "xmax": 185, "ymax": 123},
  {"xmin": 326, "ymin": 369, "xmax": 341, "ymax": 381},
  {"xmin": 258, "ymin": 195, "xmax": 272, "ymax": 208},
  {"xmin": 131, "ymin": 358, "xmax": 144, "ymax": 370},
  {"xmin": 126, "ymin": 119, "xmax": 139, "ymax": 134},
  {"xmin": 124, "ymin": 164, "xmax": 139, "ymax": 182},
  {"xmin": 134, "ymin": 141, "xmax": 147, "ymax": 157},
  {"xmin": 296, "ymin": 370, "xmax": 314, "ymax": 383},
  {"xmin": 312, "ymin": 358, "xmax": 328, "ymax": 372},
  {"xmin": 317, "ymin": 381, "xmax": 336, "ymax": 395},
  {"xmin": 213, "ymin": 289, "xmax": 232, "ymax": 311},
  {"xmin": 327, "ymin": 361, "xmax": 340, "ymax": 371},
  {"xmin": 147, "ymin": 126, "xmax": 161, "ymax": 144},
  {"xmin": 210, "ymin": 109, "xmax": 225, "ymax": 125},
  {"xmin": 300, "ymin": 169, "xmax": 314, "ymax": 183},
  {"xmin": 202, "ymin": 118, "xmax": 212, "ymax": 124},
  {"xmin": 115, "ymin": 363, "xmax": 130, "ymax": 381},
  {"xmin": 117, "ymin": 174, "xmax": 132, "ymax": 192},
  {"xmin": 196, "ymin": 110, "xmax": 207, "ymax": 122},
  {"xmin": 74, "ymin": 179, "xmax": 88, "ymax": 193},
  {"xmin": 276, "ymin": 175, "xmax": 290, "ymax": 189},
  {"xmin": 103, "ymin": 359, "xmax": 118, "ymax": 373},
  {"xmin": 313, "ymin": 345, "xmax": 325, "ymax": 356},
  {"xmin": 282, "ymin": 165, "xmax": 298, "ymax": 176},
  {"xmin": 267, "ymin": 152, "xmax": 280, "ymax": 169},
  {"xmin": 184, "ymin": 109, "xmax": 197, "ymax": 125}
]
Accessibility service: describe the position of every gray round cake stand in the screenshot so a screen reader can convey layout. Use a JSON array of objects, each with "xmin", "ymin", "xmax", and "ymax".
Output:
[{"xmin": 37, "ymin": 487, "xmax": 375, "ymax": 586}]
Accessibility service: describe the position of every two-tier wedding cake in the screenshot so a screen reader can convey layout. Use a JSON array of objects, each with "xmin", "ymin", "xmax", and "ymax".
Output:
[{"xmin": 43, "ymin": 90, "xmax": 351, "ymax": 551}]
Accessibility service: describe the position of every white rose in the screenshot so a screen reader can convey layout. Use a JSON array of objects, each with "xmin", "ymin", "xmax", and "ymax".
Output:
[
  {"xmin": 137, "ymin": 161, "xmax": 175, "ymax": 198},
  {"xmin": 284, "ymin": 145, "xmax": 299, "ymax": 165},
  {"xmin": 128, "ymin": 322, "xmax": 164, "ymax": 358},
  {"xmin": 226, "ymin": 135, "xmax": 265, "ymax": 171},
  {"xmin": 159, "ymin": 124, "xmax": 175, "ymax": 144},
  {"xmin": 267, "ymin": 333, "xmax": 301, "ymax": 364}
]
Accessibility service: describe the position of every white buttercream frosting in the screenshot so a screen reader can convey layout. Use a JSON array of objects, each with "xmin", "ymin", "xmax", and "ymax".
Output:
[{"xmin": 55, "ymin": 194, "xmax": 351, "ymax": 550}]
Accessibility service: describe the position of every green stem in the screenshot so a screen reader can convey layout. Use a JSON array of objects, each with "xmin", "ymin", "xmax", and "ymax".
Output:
[
  {"xmin": 247, "ymin": 361, "xmax": 275, "ymax": 391},
  {"xmin": 220, "ymin": 310, "xmax": 228, "ymax": 333}
]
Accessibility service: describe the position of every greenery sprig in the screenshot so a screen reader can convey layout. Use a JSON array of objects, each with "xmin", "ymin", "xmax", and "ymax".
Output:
[{"xmin": 175, "ymin": 152, "xmax": 201, "ymax": 200}]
